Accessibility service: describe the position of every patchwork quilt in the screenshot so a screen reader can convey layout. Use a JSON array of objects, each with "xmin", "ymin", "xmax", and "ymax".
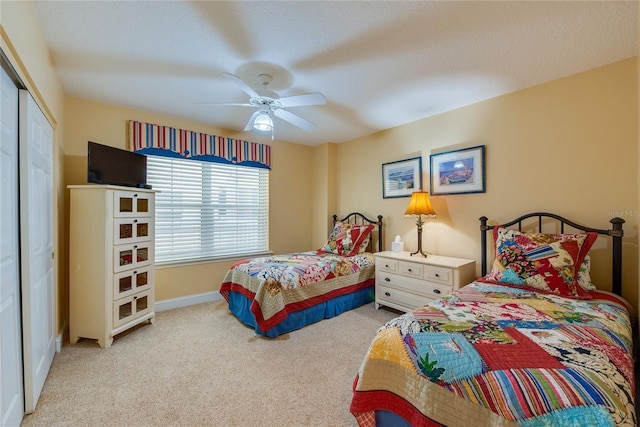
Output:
[
  {"xmin": 220, "ymin": 251, "xmax": 375, "ymax": 333},
  {"xmin": 351, "ymin": 281, "xmax": 636, "ymax": 427}
]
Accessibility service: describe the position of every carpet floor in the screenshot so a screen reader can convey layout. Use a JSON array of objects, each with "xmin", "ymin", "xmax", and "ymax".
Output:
[{"xmin": 20, "ymin": 301, "xmax": 398, "ymax": 427}]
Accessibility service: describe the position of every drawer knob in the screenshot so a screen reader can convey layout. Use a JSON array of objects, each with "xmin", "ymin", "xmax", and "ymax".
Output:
[
  {"xmin": 384, "ymin": 277, "xmax": 390, "ymax": 282},
  {"xmin": 408, "ymin": 268, "xmax": 413, "ymax": 272},
  {"xmin": 433, "ymin": 289, "xmax": 441, "ymax": 294},
  {"xmin": 435, "ymin": 273, "xmax": 440, "ymax": 277},
  {"xmin": 385, "ymin": 264, "xmax": 390, "ymax": 268},
  {"xmin": 384, "ymin": 292, "xmax": 391, "ymax": 297}
]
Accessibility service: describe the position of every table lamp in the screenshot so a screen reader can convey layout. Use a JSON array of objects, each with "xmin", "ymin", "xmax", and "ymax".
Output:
[{"xmin": 404, "ymin": 191, "xmax": 436, "ymax": 257}]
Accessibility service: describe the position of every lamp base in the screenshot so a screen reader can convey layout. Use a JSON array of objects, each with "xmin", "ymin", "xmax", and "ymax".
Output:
[
  {"xmin": 410, "ymin": 225, "xmax": 428, "ymax": 257},
  {"xmin": 410, "ymin": 249, "xmax": 428, "ymax": 258}
]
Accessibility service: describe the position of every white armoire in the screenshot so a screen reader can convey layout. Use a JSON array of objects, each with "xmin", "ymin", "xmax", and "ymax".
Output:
[{"xmin": 68, "ymin": 185, "xmax": 156, "ymax": 348}]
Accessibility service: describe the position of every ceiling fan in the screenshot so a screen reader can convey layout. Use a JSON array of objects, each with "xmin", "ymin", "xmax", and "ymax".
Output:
[{"xmin": 214, "ymin": 73, "xmax": 327, "ymax": 138}]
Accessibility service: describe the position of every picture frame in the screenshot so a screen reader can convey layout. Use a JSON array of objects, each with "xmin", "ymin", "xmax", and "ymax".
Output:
[
  {"xmin": 430, "ymin": 145, "xmax": 485, "ymax": 195},
  {"xmin": 382, "ymin": 156, "xmax": 422, "ymax": 198}
]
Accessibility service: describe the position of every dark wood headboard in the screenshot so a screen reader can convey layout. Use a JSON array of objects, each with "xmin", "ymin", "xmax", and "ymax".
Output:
[
  {"xmin": 479, "ymin": 212, "xmax": 625, "ymax": 296},
  {"xmin": 333, "ymin": 212, "xmax": 384, "ymax": 253}
]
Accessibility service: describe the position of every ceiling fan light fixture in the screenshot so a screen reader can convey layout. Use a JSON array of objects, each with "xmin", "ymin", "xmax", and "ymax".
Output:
[{"xmin": 253, "ymin": 112, "xmax": 273, "ymax": 131}]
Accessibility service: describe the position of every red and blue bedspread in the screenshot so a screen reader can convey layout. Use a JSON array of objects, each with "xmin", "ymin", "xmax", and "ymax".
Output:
[
  {"xmin": 351, "ymin": 281, "xmax": 635, "ymax": 427},
  {"xmin": 220, "ymin": 251, "xmax": 375, "ymax": 337}
]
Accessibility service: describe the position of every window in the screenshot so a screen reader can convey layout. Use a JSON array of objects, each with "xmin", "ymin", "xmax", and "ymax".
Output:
[{"xmin": 146, "ymin": 155, "xmax": 269, "ymax": 264}]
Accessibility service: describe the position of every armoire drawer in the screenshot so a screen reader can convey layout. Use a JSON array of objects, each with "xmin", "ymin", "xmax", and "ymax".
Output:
[
  {"xmin": 113, "ymin": 267, "xmax": 153, "ymax": 300},
  {"xmin": 113, "ymin": 190, "xmax": 153, "ymax": 218},
  {"xmin": 113, "ymin": 217, "xmax": 153, "ymax": 245},
  {"xmin": 113, "ymin": 289, "xmax": 153, "ymax": 328},
  {"xmin": 113, "ymin": 243, "xmax": 153, "ymax": 273}
]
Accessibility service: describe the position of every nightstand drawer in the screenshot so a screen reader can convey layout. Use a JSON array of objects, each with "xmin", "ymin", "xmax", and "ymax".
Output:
[
  {"xmin": 424, "ymin": 266, "xmax": 452, "ymax": 286},
  {"xmin": 423, "ymin": 281, "xmax": 452, "ymax": 299},
  {"xmin": 399, "ymin": 261, "xmax": 423, "ymax": 279},
  {"xmin": 376, "ymin": 272, "xmax": 425, "ymax": 295},
  {"xmin": 377, "ymin": 283, "xmax": 432, "ymax": 310},
  {"xmin": 377, "ymin": 258, "xmax": 398, "ymax": 273}
]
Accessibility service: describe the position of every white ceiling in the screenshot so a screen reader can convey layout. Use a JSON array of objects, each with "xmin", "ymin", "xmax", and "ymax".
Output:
[{"xmin": 34, "ymin": 1, "xmax": 638, "ymax": 147}]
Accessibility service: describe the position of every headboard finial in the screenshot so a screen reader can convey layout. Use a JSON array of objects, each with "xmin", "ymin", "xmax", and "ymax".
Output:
[
  {"xmin": 609, "ymin": 217, "xmax": 624, "ymax": 238},
  {"xmin": 479, "ymin": 216, "xmax": 489, "ymax": 231}
]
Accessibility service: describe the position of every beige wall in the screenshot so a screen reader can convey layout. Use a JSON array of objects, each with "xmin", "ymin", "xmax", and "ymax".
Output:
[
  {"xmin": 336, "ymin": 58, "xmax": 639, "ymax": 312},
  {"xmin": 2, "ymin": 1, "xmax": 67, "ymax": 334},
  {"xmin": 62, "ymin": 97, "xmax": 314, "ymax": 301},
  {"xmin": 5, "ymin": 0, "xmax": 639, "ymax": 330},
  {"xmin": 310, "ymin": 143, "xmax": 338, "ymax": 248}
]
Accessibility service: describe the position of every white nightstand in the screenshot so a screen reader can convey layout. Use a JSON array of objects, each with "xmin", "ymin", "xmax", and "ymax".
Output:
[{"xmin": 374, "ymin": 251, "xmax": 476, "ymax": 312}]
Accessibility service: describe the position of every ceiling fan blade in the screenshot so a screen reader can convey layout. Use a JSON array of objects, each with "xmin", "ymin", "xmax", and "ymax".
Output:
[
  {"xmin": 278, "ymin": 93, "xmax": 327, "ymax": 108},
  {"xmin": 192, "ymin": 102, "xmax": 253, "ymax": 106},
  {"xmin": 273, "ymin": 109, "xmax": 316, "ymax": 131},
  {"xmin": 244, "ymin": 111, "xmax": 261, "ymax": 131},
  {"xmin": 222, "ymin": 72, "xmax": 261, "ymax": 99}
]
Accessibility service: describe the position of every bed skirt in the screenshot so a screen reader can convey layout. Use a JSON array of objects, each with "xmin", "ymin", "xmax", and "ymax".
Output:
[{"xmin": 225, "ymin": 284, "xmax": 374, "ymax": 338}]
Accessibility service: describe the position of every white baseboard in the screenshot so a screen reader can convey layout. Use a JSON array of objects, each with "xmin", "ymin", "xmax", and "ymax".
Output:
[
  {"xmin": 155, "ymin": 291, "xmax": 223, "ymax": 312},
  {"xmin": 55, "ymin": 333, "xmax": 63, "ymax": 353},
  {"xmin": 56, "ymin": 320, "xmax": 68, "ymax": 353}
]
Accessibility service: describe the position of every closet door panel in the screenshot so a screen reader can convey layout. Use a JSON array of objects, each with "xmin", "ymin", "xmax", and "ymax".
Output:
[
  {"xmin": 0, "ymin": 64, "xmax": 24, "ymax": 427},
  {"xmin": 19, "ymin": 89, "xmax": 55, "ymax": 414}
]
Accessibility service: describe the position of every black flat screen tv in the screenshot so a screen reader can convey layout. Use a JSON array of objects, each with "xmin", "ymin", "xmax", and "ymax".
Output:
[{"xmin": 87, "ymin": 141, "xmax": 148, "ymax": 188}]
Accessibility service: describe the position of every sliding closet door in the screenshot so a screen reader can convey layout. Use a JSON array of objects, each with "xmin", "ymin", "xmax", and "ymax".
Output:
[
  {"xmin": 19, "ymin": 89, "xmax": 55, "ymax": 413},
  {"xmin": 0, "ymin": 64, "xmax": 24, "ymax": 427}
]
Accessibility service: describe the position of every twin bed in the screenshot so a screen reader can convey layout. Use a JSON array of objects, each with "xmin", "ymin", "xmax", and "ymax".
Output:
[
  {"xmin": 351, "ymin": 212, "xmax": 635, "ymax": 426},
  {"xmin": 220, "ymin": 211, "xmax": 635, "ymax": 426},
  {"xmin": 220, "ymin": 212, "xmax": 383, "ymax": 338}
]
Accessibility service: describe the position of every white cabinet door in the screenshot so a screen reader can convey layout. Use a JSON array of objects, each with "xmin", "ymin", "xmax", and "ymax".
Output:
[
  {"xmin": 19, "ymin": 90, "xmax": 55, "ymax": 414},
  {"xmin": 0, "ymin": 63, "xmax": 24, "ymax": 427}
]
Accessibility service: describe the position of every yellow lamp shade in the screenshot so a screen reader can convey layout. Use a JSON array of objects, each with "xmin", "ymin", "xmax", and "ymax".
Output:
[{"xmin": 404, "ymin": 191, "xmax": 436, "ymax": 218}]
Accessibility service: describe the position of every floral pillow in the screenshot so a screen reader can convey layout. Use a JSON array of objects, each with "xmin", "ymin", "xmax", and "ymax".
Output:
[
  {"xmin": 320, "ymin": 222, "xmax": 374, "ymax": 257},
  {"xmin": 576, "ymin": 254, "xmax": 596, "ymax": 291},
  {"xmin": 484, "ymin": 227, "xmax": 597, "ymax": 298}
]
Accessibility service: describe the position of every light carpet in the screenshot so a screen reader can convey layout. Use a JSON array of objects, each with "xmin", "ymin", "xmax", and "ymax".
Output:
[{"xmin": 20, "ymin": 301, "xmax": 398, "ymax": 427}]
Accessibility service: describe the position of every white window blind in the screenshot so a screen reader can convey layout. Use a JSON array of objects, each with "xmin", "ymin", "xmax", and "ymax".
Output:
[{"xmin": 146, "ymin": 155, "xmax": 269, "ymax": 264}]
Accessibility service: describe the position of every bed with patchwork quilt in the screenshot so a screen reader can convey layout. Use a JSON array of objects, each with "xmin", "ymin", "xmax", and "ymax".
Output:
[
  {"xmin": 350, "ymin": 212, "xmax": 635, "ymax": 426},
  {"xmin": 220, "ymin": 212, "xmax": 383, "ymax": 338}
]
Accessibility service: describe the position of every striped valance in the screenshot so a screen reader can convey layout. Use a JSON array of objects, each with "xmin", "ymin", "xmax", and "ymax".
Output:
[{"xmin": 128, "ymin": 120, "xmax": 271, "ymax": 169}]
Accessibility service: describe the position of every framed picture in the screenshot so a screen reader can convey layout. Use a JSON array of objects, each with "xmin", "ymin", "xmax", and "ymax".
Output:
[
  {"xmin": 382, "ymin": 156, "xmax": 422, "ymax": 198},
  {"xmin": 430, "ymin": 145, "xmax": 485, "ymax": 195}
]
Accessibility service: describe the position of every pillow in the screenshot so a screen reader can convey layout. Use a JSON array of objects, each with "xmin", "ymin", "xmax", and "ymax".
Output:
[
  {"xmin": 485, "ymin": 227, "xmax": 597, "ymax": 298},
  {"xmin": 320, "ymin": 223, "xmax": 374, "ymax": 256},
  {"xmin": 576, "ymin": 254, "xmax": 596, "ymax": 291},
  {"xmin": 320, "ymin": 222, "xmax": 347, "ymax": 255}
]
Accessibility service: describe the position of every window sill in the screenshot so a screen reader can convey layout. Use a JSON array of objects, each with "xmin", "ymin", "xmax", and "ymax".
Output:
[{"xmin": 154, "ymin": 251, "xmax": 273, "ymax": 269}]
